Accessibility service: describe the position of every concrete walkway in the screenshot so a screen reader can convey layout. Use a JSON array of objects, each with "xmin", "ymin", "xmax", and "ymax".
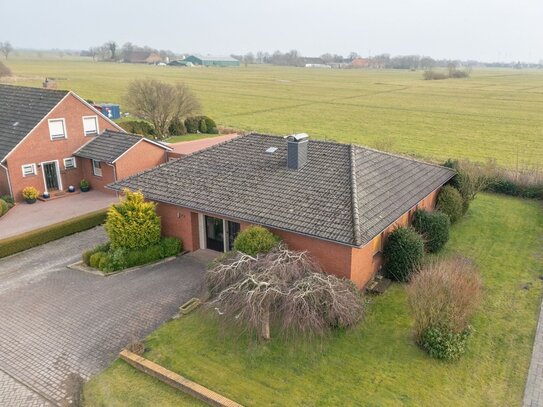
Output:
[
  {"xmin": 168, "ymin": 133, "xmax": 239, "ymax": 156},
  {"xmin": 0, "ymin": 227, "xmax": 206, "ymax": 406},
  {"xmin": 524, "ymin": 301, "xmax": 543, "ymax": 406},
  {"xmin": 0, "ymin": 190, "xmax": 117, "ymax": 239}
]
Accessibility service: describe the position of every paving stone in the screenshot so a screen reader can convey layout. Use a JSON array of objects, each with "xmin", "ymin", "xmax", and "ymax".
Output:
[{"xmin": 0, "ymin": 227, "xmax": 205, "ymax": 405}]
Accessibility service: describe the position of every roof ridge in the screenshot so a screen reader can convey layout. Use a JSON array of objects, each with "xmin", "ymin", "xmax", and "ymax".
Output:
[
  {"xmin": 349, "ymin": 144, "xmax": 362, "ymax": 246},
  {"xmin": 0, "ymin": 83, "xmax": 69, "ymax": 95},
  {"xmin": 353, "ymin": 144, "xmax": 456, "ymax": 173}
]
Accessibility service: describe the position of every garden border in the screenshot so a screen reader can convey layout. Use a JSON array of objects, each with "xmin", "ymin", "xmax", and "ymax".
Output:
[{"xmin": 119, "ymin": 349, "xmax": 243, "ymax": 407}]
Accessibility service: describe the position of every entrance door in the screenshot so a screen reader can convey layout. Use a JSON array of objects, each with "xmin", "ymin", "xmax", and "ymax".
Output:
[
  {"xmin": 43, "ymin": 162, "xmax": 60, "ymax": 191},
  {"xmin": 205, "ymin": 216, "xmax": 224, "ymax": 252},
  {"xmin": 227, "ymin": 221, "xmax": 240, "ymax": 251}
]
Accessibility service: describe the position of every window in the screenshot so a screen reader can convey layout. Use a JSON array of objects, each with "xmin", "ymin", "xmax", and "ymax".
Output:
[
  {"xmin": 48, "ymin": 119, "xmax": 67, "ymax": 140},
  {"xmin": 21, "ymin": 163, "xmax": 36, "ymax": 177},
  {"xmin": 83, "ymin": 116, "xmax": 98, "ymax": 136},
  {"xmin": 92, "ymin": 159, "xmax": 102, "ymax": 176},
  {"xmin": 64, "ymin": 157, "xmax": 76, "ymax": 170}
]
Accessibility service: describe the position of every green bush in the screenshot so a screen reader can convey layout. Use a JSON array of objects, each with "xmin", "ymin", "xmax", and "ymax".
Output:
[
  {"xmin": 383, "ymin": 227, "xmax": 424, "ymax": 282},
  {"xmin": 203, "ymin": 116, "xmax": 218, "ymax": 134},
  {"xmin": 198, "ymin": 118, "xmax": 207, "ymax": 133},
  {"xmin": 105, "ymin": 190, "xmax": 161, "ymax": 250},
  {"xmin": 89, "ymin": 251, "xmax": 107, "ymax": 268},
  {"xmin": 437, "ymin": 186, "xmax": 464, "ymax": 223},
  {"xmin": 162, "ymin": 237, "xmax": 182, "ymax": 257},
  {"xmin": 0, "ymin": 199, "xmax": 8, "ymax": 216},
  {"xmin": 412, "ymin": 210, "xmax": 450, "ymax": 253},
  {"xmin": 0, "ymin": 210, "xmax": 107, "ymax": 259},
  {"xmin": 0, "ymin": 195, "xmax": 14, "ymax": 207},
  {"xmin": 233, "ymin": 226, "xmax": 281, "ymax": 257},
  {"xmin": 184, "ymin": 117, "xmax": 200, "ymax": 133},
  {"xmin": 168, "ymin": 118, "xmax": 187, "ymax": 136},
  {"xmin": 118, "ymin": 120, "xmax": 156, "ymax": 138},
  {"xmin": 82, "ymin": 242, "xmax": 110, "ymax": 266},
  {"xmin": 419, "ymin": 326, "xmax": 472, "ymax": 361}
]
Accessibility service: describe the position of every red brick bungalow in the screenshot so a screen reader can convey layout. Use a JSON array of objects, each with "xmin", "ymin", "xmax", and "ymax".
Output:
[
  {"xmin": 109, "ymin": 133, "xmax": 455, "ymax": 288},
  {"xmin": 0, "ymin": 84, "xmax": 171, "ymax": 201}
]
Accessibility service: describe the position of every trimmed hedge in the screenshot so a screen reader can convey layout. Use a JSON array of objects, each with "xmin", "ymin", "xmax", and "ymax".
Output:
[
  {"xmin": 437, "ymin": 186, "xmax": 464, "ymax": 223},
  {"xmin": 487, "ymin": 178, "xmax": 543, "ymax": 200},
  {"xmin": 184, "ymin": 116, "xmax": 218, "ymax": 134},
  {"xmin": 0, "ymin": 210, "xmax": 107, "ymax": 258},
  {"xmin": 83, "ymin": 237, "xmax": 182, "ymax": 273},
  {"xmin": 383, "ymin": 227, "xmax": 424, "ymax": 282},
  {"xmin": 412, "ymin": 209, "xmax": 450, "ymax": 253},
  {"xmin": 233, "ymin": 226, "xmax": 280, "ymax": 257},
  {"xmin": 118, "ymin": 120, "xmax": 156, "ymax": 138}
]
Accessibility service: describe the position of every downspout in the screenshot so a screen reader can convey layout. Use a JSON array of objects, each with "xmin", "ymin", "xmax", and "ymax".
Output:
[
  {"xmin": 0, "ymin": 161, "xmax": 14, "ymax": 198},
  {"xmin": 108, "ymin": 162, "xmax": 119, "ymax": 198}
]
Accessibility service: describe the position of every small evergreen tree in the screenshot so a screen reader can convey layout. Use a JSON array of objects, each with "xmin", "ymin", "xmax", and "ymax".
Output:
[
  {"xmin": 105, "ymin": 189, "xmax": 161, "ymax": 250},
  {"xmin": 233, "ymin": 226, "xmax": 280, "ymax": 257},
  {"xmin": 412, "ymin": 209, "xmax": 450, "ymax": 253},
  {"xmin": 437, "ymin": 186, "xmax": 464, "ymax": 223},
  {"xmin": 383, "ymin": 227, "xmax": 424, "ymax": 282}
]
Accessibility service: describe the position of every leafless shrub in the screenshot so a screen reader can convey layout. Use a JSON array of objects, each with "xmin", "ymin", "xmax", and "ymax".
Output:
[
  {"xmin": 407, "ymin": 257, "xmax": 482, "ymax": 340},
  {"xmin": 0, "ymin": 61, "xmax": 11, "ymax": 78},
  {"xmin": 206, "ymin": 246, "xmax": 364, "ymax": 340},
  {"xmin": 125, "ymin": 79, "xmax": 200, "ymax": 139}
]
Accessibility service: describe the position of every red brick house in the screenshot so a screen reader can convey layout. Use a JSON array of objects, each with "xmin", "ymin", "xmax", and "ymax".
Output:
[
  {"xmin": 0, "ymin": 84, "xmax": 171, "ymax": 201},
  {"xmin": 109, "ymin": 133, "xmax": 455, "ymax": 288}
]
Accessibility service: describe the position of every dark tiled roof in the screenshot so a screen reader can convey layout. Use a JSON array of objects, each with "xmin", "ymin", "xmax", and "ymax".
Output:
[
  {"xmin": 0, "ymin": 84, "xmax": 68, "ymax": 161},
  {"xmin": 74, "ymin": 130, "xmax": 142, "ymax": 163},
  {"xmin": 109, "ymin": 133, "xmax": 455, "ymax": 246}
]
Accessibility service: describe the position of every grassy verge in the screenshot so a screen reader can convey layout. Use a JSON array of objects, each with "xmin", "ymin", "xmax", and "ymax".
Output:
[
  {"xmin": 84, "ymin": 194, "xmax": 543, "ymax": 406},
  {"xmin": 0, "ymin": 209, "xmax": 107, "ymax": 258}
]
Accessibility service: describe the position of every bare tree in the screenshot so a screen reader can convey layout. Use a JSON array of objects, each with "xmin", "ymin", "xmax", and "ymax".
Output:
[
  {"xmin": 87, "ymin": 47, "xmax": 98, "ymax": 62},
  {"xmin": 125, "ymin": 79, "xmax": 200, "ymax": 139},
  {"xmin": 0, "ymin": 42, "xmax": 13, "ymax": 59},
  {"xmin": 207, "ymin": 247, "xmax": 364, "ymax": 340},
  {"xmin": 105, "ymin": 41, "xmax": 117, "ymax": 60}
]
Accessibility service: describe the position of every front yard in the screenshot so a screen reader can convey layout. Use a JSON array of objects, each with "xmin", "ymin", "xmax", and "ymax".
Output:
[{"xmin": 84, "ymin": 193, "xmax": 543, "ymax": 406}]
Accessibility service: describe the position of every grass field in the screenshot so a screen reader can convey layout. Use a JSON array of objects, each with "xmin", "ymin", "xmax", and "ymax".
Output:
[
  {"xmin": 3, "ymin": 57, "xmax": 543, "ymax": 167},
  {"xmin": 84, "ymin": 193, "xmax": 543, "ymax": 407}
]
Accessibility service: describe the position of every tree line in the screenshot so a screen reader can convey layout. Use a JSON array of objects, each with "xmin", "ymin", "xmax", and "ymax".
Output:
[{"xmin": 81, "ymin": 41, "xmax": 179, "ymax": 62}]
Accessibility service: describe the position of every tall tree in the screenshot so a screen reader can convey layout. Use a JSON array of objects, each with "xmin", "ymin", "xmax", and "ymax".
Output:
[
  {"xmin": 0, "ymin": 42, "xmax": 13, "ymax": 59},
  {"xmin": 105, "ymin": 41, "xmax": 117, "ymax": 60},
  {"xmin": 125, "ymin": 79, "xmax": 200, "ymax": 139}
]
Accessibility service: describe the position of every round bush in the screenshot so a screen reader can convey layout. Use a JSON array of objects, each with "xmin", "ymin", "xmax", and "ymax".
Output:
[
  {"xmin": 184, "ymin": 117, "xmax": 199, "ymax": 133},
  {"xmin": 383, "ymin": 227, "xmax": 424, "ymax": 282},
  {"xmin": 89, "ymin": 251, "xmax": 107, "ymax": 268},
  {"xmin": 168, "ymin": 118, "xmax": 187, "ymax": 136},
  {"xmin": 436, "ymin": 186, "xmax": 463, "ymax": 223},
  {"xmin": 233, "ymin": 226, "xmax": 280, "ymax": 257},
  {"xmin": 412, "ymin": 210, "xmax": 450, "ymax": 253},
  {"xmin": 0, "ymin": 199, "xmax": 8, "ymax": 216},
  {"xmin": 419, "ymin": 325, "xmax": 472, "ymax": 361},
  {"xmin": 198, "ymin": 118, "xmax": 207, "ymax": 133}
]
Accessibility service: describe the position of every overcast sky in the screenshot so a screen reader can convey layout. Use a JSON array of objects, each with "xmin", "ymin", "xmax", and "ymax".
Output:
[{"xmin": 2, "ymin": 0, "xmax": 542, "ymax": 62}]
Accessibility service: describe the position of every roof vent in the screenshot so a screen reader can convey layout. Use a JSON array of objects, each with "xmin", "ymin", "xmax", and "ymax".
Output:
[
  {"xmin": 265, "ymin": 147, "xmax": 278, "ymax": 154},
  {"xmin": 286, "ymin": 133, "xmax": 309, "ymax": 170}
]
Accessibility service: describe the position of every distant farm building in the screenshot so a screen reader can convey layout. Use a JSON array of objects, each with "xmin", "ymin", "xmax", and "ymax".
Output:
[
  {"xmin": 168, "ymin": 60, "xmax": 193, "ymax": 67},
  {"xmin": 124, "ymin": 51, "xmax": 162, "ymax": 64},
  {"xmin": 184, "ymin": 54, "xmax": 240, "ymax": 67},
  {"xmin": 350, "ymin": 58, "xmax": 371, "ymax": 68}
]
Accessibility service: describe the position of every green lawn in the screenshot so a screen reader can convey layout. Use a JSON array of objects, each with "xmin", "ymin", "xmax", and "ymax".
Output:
[
  {"xmin": 3, "ymin": 57, "xmax": 543, "ymax": 167},
  {"xmin": 84, "ymin": 193, "xmax": 543, "ymax": 407}
]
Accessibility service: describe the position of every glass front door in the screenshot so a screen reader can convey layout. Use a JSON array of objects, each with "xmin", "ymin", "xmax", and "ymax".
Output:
[
  {"xmin": 205, "ymin": 216, "xmax": 224, "ymax": 252},
  {"xmin": 43, "ymin": 162, "xmax": 59, "ymax": 191}
]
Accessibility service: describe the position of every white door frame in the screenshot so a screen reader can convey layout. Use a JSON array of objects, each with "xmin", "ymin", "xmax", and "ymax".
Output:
[{"xmin": 40, "ymin": 159, "xmax": 63, "ymax": 193}]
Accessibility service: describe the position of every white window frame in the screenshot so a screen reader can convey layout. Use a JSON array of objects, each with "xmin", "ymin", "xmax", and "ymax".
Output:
[
  {"xmin": 48, "ymin": 118, "xmax": 67, "ymax": 140},
  {"xmin": 92, "ymin": 159, "xmax": 102, "ymax": 177},
  {"xmin": 63, "ymin": 157, "xmax": 76, "ymax": 170},
  {"xmin": 82, "ymin": 115, "xmax": 99, "ymax": 136},
  {"xmin": 21, "ymin": 163, "xmax": 37, "ymax": 177}
]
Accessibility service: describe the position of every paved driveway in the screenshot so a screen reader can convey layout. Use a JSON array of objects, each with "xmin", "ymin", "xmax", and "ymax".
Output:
[{"xmin": 0, "ymin": 228, "xmax": 206, "ymax": 406}]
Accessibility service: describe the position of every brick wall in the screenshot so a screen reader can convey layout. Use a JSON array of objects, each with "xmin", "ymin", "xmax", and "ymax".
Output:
[
  {"xmin": 0, "ymin": 166, "xmax": 10, "ymax": 196},
  {"xmin": 81, "ymin": 158, "xmax": 117, "ymax": 195},
  {"xmin": 115, "ymin": 141, "xmax": 167, "ymax": 180},
  {"xmin": 5, "ymin": 94, "xmax": 118, "ymax": 201}
]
